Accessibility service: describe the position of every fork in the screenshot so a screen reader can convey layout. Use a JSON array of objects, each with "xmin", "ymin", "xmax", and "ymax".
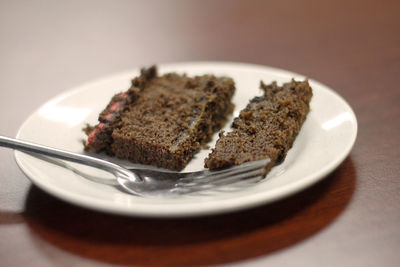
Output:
[{"xmin": 0, "ymin": 135, "xmax": 270, "ymax": 197}]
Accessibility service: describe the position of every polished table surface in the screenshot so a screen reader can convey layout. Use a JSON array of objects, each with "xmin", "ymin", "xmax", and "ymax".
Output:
[{"xmin": 1, "ymin": 0, "xmax": 399, "ymax": 266}]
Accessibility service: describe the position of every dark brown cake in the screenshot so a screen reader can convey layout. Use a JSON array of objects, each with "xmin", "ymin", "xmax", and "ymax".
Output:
[
  {"xmin": 204, "ymin": 79, "xmax": 312, "ymax": 174},
  {"xmin": 83, "ymin": 66, "xmax": 235, "ymax": 171}
]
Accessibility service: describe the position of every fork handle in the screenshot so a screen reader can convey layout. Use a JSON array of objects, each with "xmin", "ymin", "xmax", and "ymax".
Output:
[{"xmin": 0, "ymin": 135, "xmax": 131, "ymax": 179}]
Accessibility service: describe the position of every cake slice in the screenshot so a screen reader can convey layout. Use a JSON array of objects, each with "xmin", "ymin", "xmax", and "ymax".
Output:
[
  {"xmin": 83, "ymin": 66, "xmax": 235, "ymax": 171},
  {"xmin": 204, "ymin": 79, "xmax": 312, "ymax": 174}
]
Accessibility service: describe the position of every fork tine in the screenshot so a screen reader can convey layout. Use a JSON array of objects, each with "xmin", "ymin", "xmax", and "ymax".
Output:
[
  {"xmin": 173, "ymin": 169, "xmax": 265, "ymax": 194},
  {"xmin": 175, "ymin": 160, "xmax": 267, "ymax": 190},
  {"xmin": 205, "ymin": 158, "xmax": 270, "ymax": 177},
  {"xmin": 209, "ymin": 175, "xmax": 263, "ymax": 191},
  {"xmin": 189, "ymin": 167, "xmax": 265, "ymax": 187},
  {"xmin": 177, "ymin": 167, "xmax": 264, "ymax": 188},
  {"xmin": 184, "ymin": 175, "xmax": 264, "ymax": 196},
  {"xmin": 178, "ymin": 158, "xmax": 270, "ymax": 182}
]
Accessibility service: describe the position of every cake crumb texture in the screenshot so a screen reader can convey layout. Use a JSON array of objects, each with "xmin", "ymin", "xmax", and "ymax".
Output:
[
  {"xmin": 204, "ymin": 79, "xmax": 312, "ymax": 173},
  {"xmin": 84, "ymin": 66, "xmax": 235, "ymax": 171}
]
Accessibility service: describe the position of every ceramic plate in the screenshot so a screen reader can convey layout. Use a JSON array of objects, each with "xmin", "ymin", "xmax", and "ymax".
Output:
[{"xmin": 15, "ymin": 62, "xmax": 357, "ymax": 217}]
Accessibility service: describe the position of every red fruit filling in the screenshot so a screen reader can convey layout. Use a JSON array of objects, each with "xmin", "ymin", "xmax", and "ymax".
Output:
[
  {"xmin": 109, "ymin": 101, "xmax": 122, "ymax": 111},
  {"xmin": 88, "ymin": 129, "xmax": 98, "ymax": 144},
  {"xmin": 104, "ymin": 113, "xmax": 113, "ymax": 120},
  {"xmin": 87, "ymin": 93, "xmax": 129, "ymax": 144}
]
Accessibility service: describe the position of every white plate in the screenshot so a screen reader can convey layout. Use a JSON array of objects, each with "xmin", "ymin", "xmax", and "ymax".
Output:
[{"xmin": 15, "ymin": 62, "xmax": 357, "ymax": 217}]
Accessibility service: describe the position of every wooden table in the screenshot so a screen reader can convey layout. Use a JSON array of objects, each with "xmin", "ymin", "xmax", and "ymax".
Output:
[{"xmin": 1, "ymin": 1, "xmax": 399, "ymax": 266}]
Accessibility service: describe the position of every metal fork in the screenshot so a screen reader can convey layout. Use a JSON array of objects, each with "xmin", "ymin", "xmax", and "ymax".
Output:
[{"xmin": 0, "ymin": 135, "xmax": 270, "ymax": 197}]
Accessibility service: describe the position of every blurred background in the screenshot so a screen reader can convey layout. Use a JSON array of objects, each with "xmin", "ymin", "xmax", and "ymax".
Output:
[
  {"xmin": 1, "ymin": 0, "xmax": 398, "ymax": 135},
  {"xmin": 0, "ymin": 0, "xmax": 399, "ymax": 266}
]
